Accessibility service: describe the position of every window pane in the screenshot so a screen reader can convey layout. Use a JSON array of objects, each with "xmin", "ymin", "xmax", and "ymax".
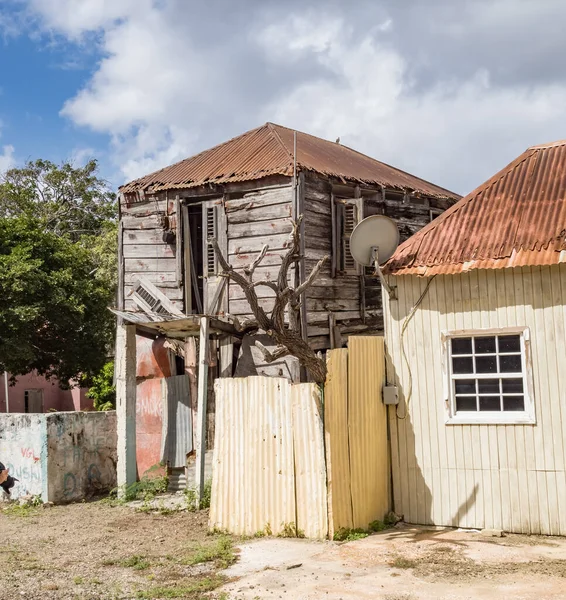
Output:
[
  {"xmin": 453, "ymin": 357, "xmax": 473, "ymax": 374},
  {"xmin": 456, "ymin": 396, "xmax": 477, "ymax": 412},
  {"xmin": 452, "ymin": 338, "xmax": 472, "ymax": 355},
  {"xmin": 502, "ymin": 378, "xmax": 524, "ymax": 394},
  {"xmin": 479, "ymin": 396, "xmax": 501, "ymax": 411},
  {"xmin": 476, "ymin": 355, "xmax": 497, "ymax": 373},
  {"xmin": 498, "ymin": 335, "xmax": 521, "ymax": 353},
  {"xmin": 499, "ymin": 354, "xmax": 522, "ymax": 373},
  {"xmin": 475, "ymin": 336, "xmax": 496, "ymax": 354},
  {"xmin": 455, "ymin": 379, "xmax": 476, "ymax": 394},
  {"xmin": 503, "ymin": 396, "xmax": 525, "ymax": 411},
  {"xmin": 478, "ymin": 379, "xmax": 500, "ymax": 394}
]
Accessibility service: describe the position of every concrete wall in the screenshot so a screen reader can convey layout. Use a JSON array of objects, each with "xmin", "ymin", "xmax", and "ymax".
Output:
[
  {"xmin": 0, "ymin": 412, "xmax": 116, "ymax": 503},
  {"xmin": 0, "ymin": 372, "xmax": 92, "ymax": 413},
  {"xmin": 0, "ymin": 414, "xmax": 48, "ymax": 500},
  {"xmin": 46, "ymin": 412, "xmax": 117, "ymax": 503}
]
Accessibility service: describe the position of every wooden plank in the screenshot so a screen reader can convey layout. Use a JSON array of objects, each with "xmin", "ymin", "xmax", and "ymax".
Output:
[
  {"xmin": 175, "ymin": 196, "xmax": 183, "ymax": 291},
  {"xmin": 122, "ymin": 214, "xmax": 163, "ymax": 229},
  {"xmin": 195, "ymin": 317, "xmax": 210, "ymax": 507},
  {"xmin": 124, "ymin": 258, "xmax": 176, "ymax": 273},
  {"xmin": 182, "ymin": 204, "xmax": 192, "ymax": 314},
  {"xmin": 123, "ymin": 244, "xmax": 175, "ymax": 259},
  {"xmin": 122, "ymin": 199, "xmax": 167, "ymax": 216},
  {"xmin": 124, "ymin": 284, "xmax": 184, "ymax": 302},
  {"xmin": 125, "ymin": 271, "xmax": 177, "ymax": 284},
  {"xmin": 123, "ymin": 229, "xmax": 166, "ymax": 245},
  {"xmin": 227, "ymin": 202, "xmax": 292, "ymax": 224},
  {"xmin": 228, "ymin": 233, "xmax": 292, "ymax": 256},
  {"xmin": 219, "ymin": 337, "xmax": 234, "ymax": 378},
  {"xmin": 117, "ymin": 220, "xmax": 124, "ymax": 317},
  {"xmin": 228, "ymin": 219, "xmax": 292, "ymax": 238},
  {"xmin": 185, "ymin": 338, "xmax": 198, "ymax": 446}
]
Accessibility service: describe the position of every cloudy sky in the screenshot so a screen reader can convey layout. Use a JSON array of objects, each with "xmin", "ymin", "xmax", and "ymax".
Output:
[{"xmin": 1, "ymin": 0, "xmax": 566, "ymax": 195}]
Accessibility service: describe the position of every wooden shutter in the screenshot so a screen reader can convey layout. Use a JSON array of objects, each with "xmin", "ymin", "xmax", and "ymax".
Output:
[
  {"xmin": 203, "ymin": 204, "xmax": 218, "ymax": 277},
  {"xmin": 341, "ymin": 202, "xmax": 358, "ymax": 273}
]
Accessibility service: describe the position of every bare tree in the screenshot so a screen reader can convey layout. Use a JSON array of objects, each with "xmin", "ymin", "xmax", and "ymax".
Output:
[{"xmin": 210, "ymin": 216, "xmax": 328, "ymax": 384}]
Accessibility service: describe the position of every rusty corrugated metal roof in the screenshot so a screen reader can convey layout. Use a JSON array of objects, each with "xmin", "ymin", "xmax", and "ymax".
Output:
[
  {"xmin": 119, "ymin": 123, "xmax": 458, "ymax": 200},
  {"xmin": 385, "ymin": 140, "xmax": 566, "ymax": 276}
]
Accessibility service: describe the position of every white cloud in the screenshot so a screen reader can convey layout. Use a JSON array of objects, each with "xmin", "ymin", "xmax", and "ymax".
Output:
[
  {"xmin": 258, "ymin": 14, "xmax": 566, "ymax": 194},
  {"xmin": 0, "ymin": 145, "xmax": 15, "ymax": 174},
  {"xmin": 23, "ymin": 1, "xmax": 566, "ymax": 193}
]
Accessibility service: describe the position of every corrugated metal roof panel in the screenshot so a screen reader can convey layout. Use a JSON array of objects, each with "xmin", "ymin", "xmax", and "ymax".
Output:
[
  {"xmin": 386, "ymin": 141, "xmax": 566, "ymax": 275},
  {"xmin": 120, "ymin": 123, "xmax": 458, "ymax": 200}
]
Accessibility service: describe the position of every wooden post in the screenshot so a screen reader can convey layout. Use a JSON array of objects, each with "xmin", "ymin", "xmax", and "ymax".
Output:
[
  {"xmin": 195, "ymin": 317, "xmax": 210, "ymax": 507},
  {"xmin": 219, "ymin": 336, "xmax": 234, "ymax": 378},
  {"xmin": 185, "ymin": 337, "xmax": 198, "ymax": 444},
  {"xmin": 116, "ymin": 324, "xmax": 137, "ymax": 496}
]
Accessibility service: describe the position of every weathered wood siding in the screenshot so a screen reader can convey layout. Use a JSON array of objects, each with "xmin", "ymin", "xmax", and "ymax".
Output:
[
  {"xmin": 302, "ymin": 173, "xmax": 452, "ymax": 349},
  {"xmin": 121, "ymin": 195, "xmax": 181, "ymax": 311},
  {"xmin": 225, "ymin": 185, "xmax": 294, "ymax": 319},
  {"xmin": 385, "ymin": 266, "xmax": 566, "ymax": 535}
]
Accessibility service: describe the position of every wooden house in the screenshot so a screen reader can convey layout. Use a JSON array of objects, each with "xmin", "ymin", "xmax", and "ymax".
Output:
[
  {"xmin": 383, "ymin": 139, "xmax": 566, "ymax": 535},
  {"xmin": 117, "ymin": 123, "xmax": 459, "ymax": 381}
]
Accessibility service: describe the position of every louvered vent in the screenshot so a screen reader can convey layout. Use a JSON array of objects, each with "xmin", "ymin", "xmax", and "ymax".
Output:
[
  {"xmin": 206, "ymin": 206, "xmax": 217, "ymax": 275},
  {"xmin": 131, "ymin": 277, "xmax": 184, "ymax": 319},
  {"xmin": 342, "ymin": 204, "xmax": 357, "ymax": 272}
]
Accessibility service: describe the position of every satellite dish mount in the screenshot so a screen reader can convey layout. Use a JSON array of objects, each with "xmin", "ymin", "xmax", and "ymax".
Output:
[{"xmin": 349, "ymin": 215, "xmax": 400, "ymax": 301}]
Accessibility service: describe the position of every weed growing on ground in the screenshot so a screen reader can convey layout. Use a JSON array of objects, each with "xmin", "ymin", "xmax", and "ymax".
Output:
[
  {"xmin": 184, "ymin": 537, "xmax": 236, "ymax": 569},
  {"xmin": 333, "ymin": 528, "xmax": 369, "ymax": 542},
  {"xmin": 278, "ymin": 523, "xmax": 305, "ymax": 538},
  {"xmin": 121, "ymin": 555, "xmax": 151, "ymax": 570},
  {"xmin": 184, "ymin": 478, "xmax": 212, "ymax": 511},
  {"xmin": 389, "ymin": 556, "xmax": 418, "ymax": 569},
  {"xmin": 135, "ymin": 575, "xmax": 225, "ymax": 599}
]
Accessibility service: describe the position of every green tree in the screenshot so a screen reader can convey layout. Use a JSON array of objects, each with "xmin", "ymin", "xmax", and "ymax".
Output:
[
  {"xmin": 87, "ymin": 361, "xmax": 116, "ymax": 411},
  {"xmin": 0, "ymin": 216, "xmax": 115, "ymax": 383},
  {"xmin": 0, "ymin": 158, "xmax": 116, "ymax": 240}
]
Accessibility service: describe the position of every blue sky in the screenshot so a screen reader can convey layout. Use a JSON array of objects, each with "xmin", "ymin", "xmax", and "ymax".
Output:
[{"xmin": 1, "ymin": 0, "xmax": 566, "ymax": 195}]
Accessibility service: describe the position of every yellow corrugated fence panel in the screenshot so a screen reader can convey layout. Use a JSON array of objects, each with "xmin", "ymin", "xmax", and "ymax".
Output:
[
  {"xmin": 348, "ymin": 336, "xmax": 389, "ymax": 528},
  {"xmin": 324, "ymin": 349, "xmax": 353, "ymax": 537}
]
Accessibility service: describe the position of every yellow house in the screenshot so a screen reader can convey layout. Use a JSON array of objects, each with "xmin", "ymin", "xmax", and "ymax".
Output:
[{"xmin": 383, "ymin": 140, "xmax": 566, "ymax": 535}]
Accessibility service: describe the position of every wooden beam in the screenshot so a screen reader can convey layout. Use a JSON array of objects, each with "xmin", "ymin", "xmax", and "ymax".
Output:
[
  {"xmin": 116, "ymin": 324, "xmax": 137, "ymax": 497},
  {"xmin": 185, "ymin": 337, "xmax": 198, "ymax": 449},
  {"xmin": 195, "ymin": 317, "xmax": 210, "ymax": 507},
  {"xmin": 219, "ymin": 336, "xmax": 234, "ymax": 378},
  {"xmin": 175, "ymin": 196, "xmax": 183, "ymax": 291}
]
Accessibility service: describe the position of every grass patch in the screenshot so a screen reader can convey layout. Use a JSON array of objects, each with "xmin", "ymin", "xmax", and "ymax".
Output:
[
  {"xmin": 390, "ymin": 556, "xmax": 418, "ymax": 569},
  {"xmin": 278, "ymin": 523, "xmax": 305, "ymax": 538},
  {"xmin": 121, "ymin": 555, "xmax": 151, "ymax": 570},
  {"xmin": 1, "ymin": 499, "xmax": 42, "ymax": 518},
  {"xmin": 333, "ymin": 528, "xmax": 369, "ymax": 542},
  {"xmin": 185, "ymin": 537, "xmax": 236, "ymax": 569},
  {"xmin": 135, "ymin": 575, "xmax": 225, "ymax": 599},
  {"xmin": 184, "ymin": 479, "xmax": 212, "ymax": 511}
]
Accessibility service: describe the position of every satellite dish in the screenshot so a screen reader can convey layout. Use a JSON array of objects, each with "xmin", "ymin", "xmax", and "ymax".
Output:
[
  {"xmin": 350, "ymin": 215, "xmax": 399, "ymax": 299},
  {"xmin": 350, "ymin": 215, "xmax": 399, "ymax": 266}
]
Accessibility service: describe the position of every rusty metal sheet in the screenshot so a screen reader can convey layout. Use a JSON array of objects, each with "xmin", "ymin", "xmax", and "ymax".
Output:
[
  {"xmin": 120, "ymin": 123, "xmax": 458, "ymax": 200},
  {"xmin": 386, "ymin": 141, "xmax": 566, "ymax": 275}
]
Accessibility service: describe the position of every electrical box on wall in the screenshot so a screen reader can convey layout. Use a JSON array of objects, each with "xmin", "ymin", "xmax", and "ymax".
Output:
[{"xmin": 383, "ymin": 385, "xmax": 399, "ymax": 405}]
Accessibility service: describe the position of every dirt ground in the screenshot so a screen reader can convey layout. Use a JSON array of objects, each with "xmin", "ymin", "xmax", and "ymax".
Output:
[
  {"xmin": 0, "ymin": 498, "xmax": 230, "ymax": 600},
  {"xmin": 2, "ymin": 499, "xmax": 566, "ymax": 600}
]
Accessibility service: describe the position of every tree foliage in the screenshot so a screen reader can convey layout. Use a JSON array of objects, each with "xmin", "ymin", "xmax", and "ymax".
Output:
[
  {"xmin": 87, "ymin": 361, "xmax": 116, "ymax": 411},
  {"xmin": 0, "ymin": 159, "xmax": 117, "ymax": 386}
]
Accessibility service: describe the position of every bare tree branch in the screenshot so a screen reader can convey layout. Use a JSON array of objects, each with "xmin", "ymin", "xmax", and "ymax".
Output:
[
  {"xmin": 254, "ymin": 342, "xmax": 290, "ymax": 363},
  {"xmin": 244, "ymin": 244, "xmax": 269, "ymax": 279},
  {"xmin": 208, "ymin": 215, "xmax": 329, "ymax": 384}
]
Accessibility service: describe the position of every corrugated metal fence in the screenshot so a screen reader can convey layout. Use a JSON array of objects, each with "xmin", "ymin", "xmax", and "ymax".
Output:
[
  {"xmin": 209, "ymin": 336, "xmax": 388, "ymax": 539},
  {"xmin": 209, "ymin": 376, "xmax": 327, "ymax": 538}
]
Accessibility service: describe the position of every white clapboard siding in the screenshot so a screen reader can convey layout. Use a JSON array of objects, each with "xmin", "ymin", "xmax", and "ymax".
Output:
[{"xmin": 384, "ymin": 265, "xmax": 566, "ymax": 535}]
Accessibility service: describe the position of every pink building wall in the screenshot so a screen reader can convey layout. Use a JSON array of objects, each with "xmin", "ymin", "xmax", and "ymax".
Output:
[{"xmin": 0, "ymin": 372, "xmax": 92, "ymax": 413}]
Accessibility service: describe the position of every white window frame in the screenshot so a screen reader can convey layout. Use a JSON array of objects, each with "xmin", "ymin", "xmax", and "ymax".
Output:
[{"xmin": 442, "ymin": 327, "xmax": 536, "ymax": 425}]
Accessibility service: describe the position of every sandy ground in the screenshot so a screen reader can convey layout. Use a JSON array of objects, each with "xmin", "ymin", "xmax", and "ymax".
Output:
[
  {"xmin": 0, "ymin": 498, "xmax": 224, "ymax": 600},
  {"xmin": 222, "ymin": 525, "xmax": 566, "ymax": 600},
  {"xmin": 2, "ymin": 499, "xmax": 566, "ymax": 600}
]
